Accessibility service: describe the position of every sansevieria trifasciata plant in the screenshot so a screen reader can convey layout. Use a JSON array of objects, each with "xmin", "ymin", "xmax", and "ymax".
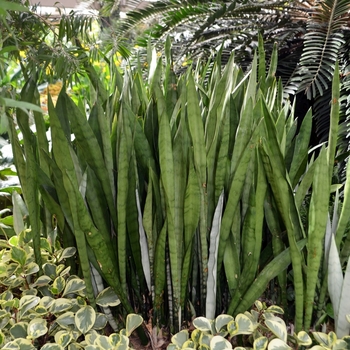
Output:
[{"xmin": 6, "ymin": 36, "xmax": 347, "ymax": 334}]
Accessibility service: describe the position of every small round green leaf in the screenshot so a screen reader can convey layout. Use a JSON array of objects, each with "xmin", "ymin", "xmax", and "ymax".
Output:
[
  {"xmin": 9, "ymin": 322, "xmax": 28, "ymax": 339},
  {"xmin": 265, "ymin": 319, "xmax": 287, "ymax": 342},
  {"xmin": 253, "ymin": 336, "xmax": 268, "ymax": 350},
  {"xmin": 95, "ymin": 287, "xmax": 121, "ymax": 307},
  {"xmin": 27, "ymin": 318, "xmax": 48, "ymax": 339},
  {"xmin": 24, "ymin": 262, "xmax": 40, "ymax": 276},
  {"xmin": 10, "ymin": 246, "xmax": 26, "ymax": 266},
  {"xmin": 19, "ymin": 296, "xmax": 40, "ymax": 318},
  {"xmin": 235, "ymin": 314, "xmax": 255, "ymax": 335},
  {"xmin": 125, "ymin": 313, "xmax": 143, "ymax": 336},
  {"xmin": 41, "ymin": 344, "xmax": 64, "ymax": 350},
  {"xmin": 56, "ymin": 311, "xmax": 75, "ymax": 329},
  {"xmin": 3, "ymin": 338, "xmax": 36, "ymax": 350},
  {"xmin": 54, "ymin": 330, "xmax": 73, "ymax": 347},
  {"xmin": 95, "ymin": 335, "xmax": 112, "ymax": 349},
  {"xmin": 171, "ymin": 330, "xmax": 189, "ymax": 347},
  {"xmin": 0, "ymin": 310, "xmax": 11, "ymax": 328},
  {"xmin": 50, "ymin": 276, "xmax": 66, "ymax": 295},
  {"xmin": 58, "ymin": 247, "xmax": 77, "ymax": 261},
  {"xmin": 108, "ymin": 333, "xmax": 120, "ymax": 346},
  {"xmin": 227, "ymin": 320, "xmax": 239, "ymax": 336},
  {"xmin": 40, "ymin": 238, "xmax": 52, "ymax": 253},
  {"xmin": 75, "ymin": 305, "xmax": 96, "ymax": 334},
  {"xmin": 31, "ymin": 275, "xmax": 52, "ymax": 287},
  {"xmin": 296, "ymin": 331, "xmax": 312, "ymax": 346},
  {"xmin": 85, "ymin": 329, "xmax": 99, "ymax": 345},
  {"xmin": 193, "ymin": 317, "xmax": 213, "ymax": 332},
  {"xmin": 49, "ymin": 298, "xmax": 73, "ymax": 314},
  {"xmin": 210, "ymin": 335, "xmax": 232, "ymax": 350},
  {"xmin": 312, "ymin": 332, "xmax": 329, "ymax": 346},
  {"xmin": 43, "ymin": 263, "xmax": 57, "ymax": 279},
  {"xmin": 93, "ymin": 313, "xmax": 108, "ymax": 330},
  {"xmin": 267, "ymin": 338, "xmax": 291, "ymax": 350},
  {"xmin": 62, "ymin": 278, "xmax": 86, "ymax": 297},
  {"xmin": 0, "ymin": 330, "xmax": 4, "ymax": 346},
  {"xmin": 266, "ymin": 305, "xmax": 284, "ymax": 315},
  {"xmin": 215, "ymin": 315, "xmax": 234, "ymax": 333}
]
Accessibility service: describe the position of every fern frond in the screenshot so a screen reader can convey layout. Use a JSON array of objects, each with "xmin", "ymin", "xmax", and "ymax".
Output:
[{"xmin": 289, "ymin": 0, "xmax": 350, "ymax": 99}]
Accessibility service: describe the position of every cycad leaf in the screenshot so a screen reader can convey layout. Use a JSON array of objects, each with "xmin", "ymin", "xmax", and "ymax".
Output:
[{"xmin": 291, "ymin": 0, "xmax": 350, "ymax": 98}]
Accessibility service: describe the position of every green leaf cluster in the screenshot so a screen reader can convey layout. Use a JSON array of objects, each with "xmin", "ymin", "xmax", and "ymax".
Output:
[
  {"xmin": 167, "ymin": 301, "xmax": 350, "ymax": 350},
  {"xmin": 0, "ymin": 233, "xmax": 134, "ymax": 349}
]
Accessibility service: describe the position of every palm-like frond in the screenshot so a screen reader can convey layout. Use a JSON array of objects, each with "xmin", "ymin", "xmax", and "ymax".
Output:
[
  {"xmin": 287, "ymin": 0, "xmax": 350, "ymax": 99},
  {"xmin": 105, "ymin": 0, "xmax": 310, "ymax": 68}
]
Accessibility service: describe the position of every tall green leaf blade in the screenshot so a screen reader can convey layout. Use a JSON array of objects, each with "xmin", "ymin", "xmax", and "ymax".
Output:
[
  {"xmin": 232, "ymin": 239, "xmax": 306, "ymax": 315},
  {"xmin": 305, "ymin": 147, "xmax": 329, "ymax": 330},
  {"xmin": 57, "ymin": 91, "xmax": 117, "ymax": 229}
]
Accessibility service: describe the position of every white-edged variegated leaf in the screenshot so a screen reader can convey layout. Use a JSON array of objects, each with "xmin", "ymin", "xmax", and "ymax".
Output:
[
  {"xmin": 227, "ymin": 320, "xmax": 239, "ymax": 336},
  {"xmin": 40, "ymin": 344, "xmax": 64, "ymax": 350},
  {"xmin": 312, "ymin": 332, "xmax": 328, "ymax": 346},
  {"xmin": 51, "ymin": 276, "xmax": 65, "ymax": 295},
  {"xmin": 58, "ymin": 247, "xmax": 77, "ymax": 262},
  {"xmin": 337, "ymin": 255, "xmax": 350, "ymax": 337},
  {"xmin": 254, "ymin": 336, "xmax": 268, "ymax": 350},
  {"xmin": 27, "ymin": 318, "xmax": 48, "ymax": 339},
  {"xmin": 166, "ymin": 345, "xmax": 177, "ymax": 350},
  {"xmin": 49, "ymin": 299, "xmax": 73, "ymax": 314},
  {"xmin": 235, "ymin": 314, "xmax": 255, "ymax": 335},
  {"xmin": 85, "ymin": 329, "xmax": 99, "ymax": 345},
  {"xmin": 328, "ymin": 234, "xmax": 343, "ymax": 327},
  {"xmin": 84, "ymin": 346, "xmax": 101, "ymax": 350},
  {"xmin": 200, "ymin": 333, "xmax": 213, "ymax": 347},
  {"xmin": 109, "ymin": 333, "xmax": 121, "ymax": 346},
  {"xmin": 206, "ymin": 191, "xmax": 224, "ymax": 319},
  {"xmin": 9, "ymin": 322, "xmax": 28, "ymax": 339},
  {"xmin": 327, "ymin": 331, "xmax": 337, "ymax": 346},
  {"xmin": 95, "ymin": 335, "xmax": 112, "ymax": 349},
  {"xmin": 265, "ymin": 318, "xmax": 287, "ymax": 342},
  {"xmin": 171, "ymin": 330, "xmax": 189, "ymax": 347},
  {"xmin": 193, "ymin": 317, "xmax": 213, "ymax": 332},
  {"xmin": 40, "ymin": 296, "xmax": 54, "ymax": 309},
  {"xmin": 95, "ymin": 287, "xmax": 121, "ymax": 307},
  {"xmin": 54, "ymin": 330, "xmax": 73, "ymax": 348},
  {"xmin": 24, "ymin": 262, "xmax": 40, "ymax": 276},
  {"xmin": 62, "ymin": 278, "xmax": 86, "ymax": 297},
  {"xmin": 55, "ymin": 311, "xmax": 75, "ymax": 329},
  {"xmin": 210, "ymin": 335, "xmax": 232, "ymax": 350},
  {"xmin": 215, "ymin": 314, "xmax": 234, "ymax": 333},
  {"xmin": 93, "ymin": 313, "xmax": 108, "ymax": 330},
  {"xmin": 255, "ymin": 300, "xmax": 264, "ymax": 311},
  {"xmin": 125, "ymin": 313, "xmax": 143, "ymax": 336},
  {"xmin": 19, "ymin": 296, "xmax": 40, "ymax": 318},
  {"xmin": 266, "ymin": 305, "xmax": 284, "ymax": 315},
  {"xmin": 267, "ymin": 338, "xmax": 292, "ymax": 350},
  {"xmin": 297, "ymin": 331, "xmax": 312, "ymax": 346},
  {"xmin": 4, "ymin": 338, "xmax": 36, "ymax": 350},
  {"xmin": 68, "ymin": 342, "xmax": 84, "ymax": 350},
  {"xmin": 334, "ymin": 339, "xmax": 348, "ymax": 350},
  {"xmin": 31, "ymin": 275, "xmax": 52, "ymax": 287},
  {"xmin": 75, "ymin": 305, "xmax": 96, "ymax": 334}
]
